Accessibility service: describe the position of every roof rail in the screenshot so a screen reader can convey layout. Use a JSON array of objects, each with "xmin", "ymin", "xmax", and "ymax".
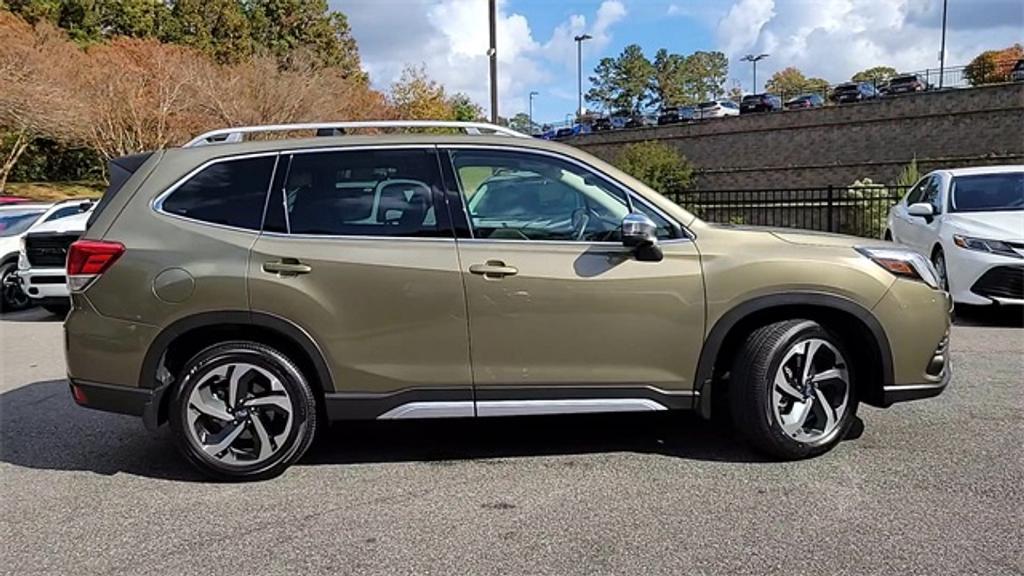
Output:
[{"xmin": 183, "ymin": 120, "xmax": 529, "ymax": 147}]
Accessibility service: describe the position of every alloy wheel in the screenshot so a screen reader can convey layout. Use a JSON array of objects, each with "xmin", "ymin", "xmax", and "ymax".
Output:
[
  {"xmin": 1, "ymin": 267, "xmax": 30, "ymax": 311},
  {"xmin": 186, "ymin": 362, "xmax": 294, "ymax": 467},
  {"xmin": 771, "ymin": 338, "xmax": 850, "ymax": 444},
  {"xmin": 933, "ymin": 252, "xmax": 949, "ymax": 292}
]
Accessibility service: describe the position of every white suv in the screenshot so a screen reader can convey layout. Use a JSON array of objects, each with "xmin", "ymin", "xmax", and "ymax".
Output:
[
  {"xmin": 18, "ymin": 205, "xmax": 94, "ymax": 316},
  {"xmin": 885, "ymin": 166, "xmax": 1024, "ymax": 305}
]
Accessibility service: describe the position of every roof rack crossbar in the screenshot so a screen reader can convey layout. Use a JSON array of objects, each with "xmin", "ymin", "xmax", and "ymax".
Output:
[{"xmin": 184, "ymin": 120, "xmax": 529, "ymax": 147}]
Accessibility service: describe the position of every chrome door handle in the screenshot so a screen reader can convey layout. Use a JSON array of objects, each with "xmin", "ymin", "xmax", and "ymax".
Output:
[
  {"xmin": 469, "ymin": 261, "xmax": 518, "ymax": 278},
  {"xmin": 263, "ymin": 259, "xmax": 312, "ymax": 276}
]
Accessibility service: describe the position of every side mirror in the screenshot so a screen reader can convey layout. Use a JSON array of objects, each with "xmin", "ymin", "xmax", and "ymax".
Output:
[
  {"xmin": 907, "ymin": 202, "xmax": 934, "ymax": 218},
  {"xmin": 621, "ymin": 212, "xmax": 663, "ymax": 262}
]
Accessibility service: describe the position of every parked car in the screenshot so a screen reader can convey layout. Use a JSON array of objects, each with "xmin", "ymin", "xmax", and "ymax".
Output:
[
  {"xmin": 0, "ymin": 195, "xmax": 32, "ymax": 205},
  {"xmin": 784, "ymin": 93, "xmax": 825, "ymax": 110},
  {"xmin": 695, "ymin": 100, "xmax": 740, "ymax": 119},
  {"xmin": 739, "ymin": 93, "xmax": 782, "ymax": 114},
  {"xmin": 63, "ymin": 120, "xmax": 951, "ymax": 480},
  {"xmin": 592, "ymin": 117, "xmax": 614, "ymax": 132},
  {"xmin": 18, "ymin": 204, "xmax": 94, "ymax": 316},
  {"xmin": 1, "ymin": 199, "xmax": 93, "ymax": 312},
  {"xmin": 884, "ymin": 165, "xmax": 1024, "ymax": 305},
  {"xmin": 657, "ymin": 106, "xmax": 695, "ymax": 125},
  {"xmin": 1011, "ymin": 59, "xmax": 1024, "ymax": 82},
  {"xmin": 624, "ymin": 114, "xmax": 656, "ymax": 128},
  {"xmin": 831, "ymin": 82, "xmax": 879, "ymax": 104},
  {"xmin": 883, "ymin": 74, "xmax": 929, "ymax": 95}
]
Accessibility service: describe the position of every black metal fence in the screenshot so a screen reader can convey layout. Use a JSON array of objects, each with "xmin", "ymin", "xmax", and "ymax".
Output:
[{"xmin": 665, "ymin": 185, "xmax": 910, "ymax": 238}]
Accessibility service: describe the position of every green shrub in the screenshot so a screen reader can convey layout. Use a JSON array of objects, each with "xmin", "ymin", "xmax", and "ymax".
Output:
[{"xmin": 613, "ymin": 141, "xmax": 693, "ymax": 197}]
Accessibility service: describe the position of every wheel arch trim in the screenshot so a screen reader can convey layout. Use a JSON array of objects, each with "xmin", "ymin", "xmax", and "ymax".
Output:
[{"xmin": 694, "ymin": 292, "xmax": 894, "ymax": 417}]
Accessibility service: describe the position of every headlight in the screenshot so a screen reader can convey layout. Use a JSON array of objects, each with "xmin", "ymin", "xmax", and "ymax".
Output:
[
  {"xmin": 855, "ymin": 246, "xmax": 941, "ymax": 289},
  {"xmin": 952, "ymin": 235, "xmax": 1022, "ymax": 259}
]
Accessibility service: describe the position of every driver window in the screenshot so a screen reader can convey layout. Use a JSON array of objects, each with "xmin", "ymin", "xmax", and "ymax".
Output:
[
  {"xmin": 450, "ymin": 149, "xmax": 672, "ymax": 242},
  {"xmin": 904, "ymin": 176, "xmax": 930, "ymax": 206},
  {"xmin": 921, "ymin": 177, "xmax": 943, "ymax": 214}
]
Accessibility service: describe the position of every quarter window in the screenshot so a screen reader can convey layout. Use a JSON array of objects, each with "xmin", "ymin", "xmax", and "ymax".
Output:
[
  {"xmin": 449, "ymin": 149, "xmax": 675, "ymax": 242},
  {"xmin": 281, "ymin": 149, "xmax": 442, "ymax": 237},
  {"xmin": 161, "ymin": 156, "xmax": 276, "ymax": 230}
]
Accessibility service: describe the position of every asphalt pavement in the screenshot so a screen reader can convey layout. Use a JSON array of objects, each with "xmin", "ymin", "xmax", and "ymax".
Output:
[{"xmin": 1, "ymin": 306, "xmax": 1022, "ymax": 576}]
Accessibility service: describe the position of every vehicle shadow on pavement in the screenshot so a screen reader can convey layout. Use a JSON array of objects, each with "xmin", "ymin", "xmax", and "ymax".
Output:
[
  {"xmin": 0, "ymin": 380, "xmax": 865, "ymax": 481},
  {"xmin": 0, "ymin": 307, "xmax": 63, "ymax": 322},
  {"xmin": 953, "ymin": 304, "xmax": 1024, "ymax": 328}
]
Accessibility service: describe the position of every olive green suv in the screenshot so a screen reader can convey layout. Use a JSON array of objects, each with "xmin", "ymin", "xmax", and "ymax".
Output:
[{"xmin": 64, "ymin": 121, "xmax": 951, "ymax": 480}]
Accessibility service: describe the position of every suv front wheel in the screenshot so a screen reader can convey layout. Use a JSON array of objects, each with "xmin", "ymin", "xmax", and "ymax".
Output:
[
  {"xmin": 169, "ymin": 341, "xmax": 319, "ymax": 480},
  {"xmin": 729, "ymin": 320, "xmax": 857, "ymax": 459}
]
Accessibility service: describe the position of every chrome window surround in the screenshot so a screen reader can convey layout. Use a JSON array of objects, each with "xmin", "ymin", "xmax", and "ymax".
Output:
[{"xmin": 152, "ymin": 144, "xmax": 694, "ymax": 244}]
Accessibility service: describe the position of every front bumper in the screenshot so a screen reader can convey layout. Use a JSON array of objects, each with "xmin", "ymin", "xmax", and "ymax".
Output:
[
  {"xmin": 945, "ymin": 245, "xmax": 1024, "ymax": 305},
  {"xmin": 20, "ymin": 266, "xmax": 69, "ymax": 299}
]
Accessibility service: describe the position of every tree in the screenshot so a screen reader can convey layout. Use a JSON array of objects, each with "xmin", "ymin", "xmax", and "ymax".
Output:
[
  {"xmin": 851, "ymin": 66, "xmax": 898, "ymax": 84},
  {"xmin": 615, "ymin": 44, "xmax": 654, "ymax": 114},
  {"xmin": 683, "ymin": 50, "xmax": 728, "ymax": 102},
  {"xmin": 247, "ymin": 0, "xmax": 365, "ymax": 80},
  {"xmin": 725, "ymin": 79, "xmax": 744, "ymax": 103},
  {"xmin": 448, "ymin": 93, "xmax": 483, "ymax": 122},
  {"xmin": 389, "ymin": 65, "xmax": 452, "ymax": 121},
  {"xmin": 614, "ymin": 141, "xmax": 693, "ymax": 196},
  {"xmin": 169, "ymin": 0, "xmax": 254, "ymax": 64},
  {"xmin": 8, "ymin": 0, "xmax": 176, "ymax": 44},
  {"xmin": 507, "ymin": 112, "xmax": 537, "ymax": 134},
  {"xmin": 650, "ymin": 49, "xmax": 687, "ymax": 108},
  {"xmin": 964, "ymin": 44, "xmax": 1024, "ymax": 86},
  {"xmin": 585, "ymin": 57, "xmax": 621, "ymax": 114}
]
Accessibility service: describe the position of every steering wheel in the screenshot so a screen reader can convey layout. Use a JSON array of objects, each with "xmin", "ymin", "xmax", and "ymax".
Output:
[{"xmin": 571, "ymin": 207, "xmax": 591, "ymax": 241}]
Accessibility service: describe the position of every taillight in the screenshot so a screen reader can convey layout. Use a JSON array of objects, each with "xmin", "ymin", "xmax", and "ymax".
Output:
[{"xmin": 66, "ymin": 240, "xmax": 125, "ymax": 291}]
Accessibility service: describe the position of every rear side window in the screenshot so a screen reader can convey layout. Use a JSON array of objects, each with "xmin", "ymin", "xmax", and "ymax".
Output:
[
  {"xmin": 161, "ymin": 156, "xmax": 276, "ymax": 230},
  {"xmin": 280, "ymin": 149, "xmax": 442, "ymax": 237}
]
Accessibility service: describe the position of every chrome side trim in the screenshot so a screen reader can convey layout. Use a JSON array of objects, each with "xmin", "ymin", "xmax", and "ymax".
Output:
[
  {"xmin": 476, "ymin": 398, "xmax": 668, "ymax": 417},
  {"xmin": 376, "ymin": 401, "xmax": 475, "ymax": 420},
  {"xmin": 882, "ymin": 383, "xmax": 947, "ymax": 392}
]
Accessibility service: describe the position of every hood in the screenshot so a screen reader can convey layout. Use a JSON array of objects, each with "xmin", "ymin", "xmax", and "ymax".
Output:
[
  {"xmin": 708, "ymin": 223, "xmax": 883, "ymax": 248},
  {"xmin": 945, "ymin": 211, "xmax": 1024, "ymax": 242},
  {"xmin": 26, "ymin": 211, "xmax": 91, "ymax": 235}
]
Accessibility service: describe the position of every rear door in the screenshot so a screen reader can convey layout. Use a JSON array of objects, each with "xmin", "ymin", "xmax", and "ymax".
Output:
[{"xmin": 248, "ymin": 147, "xmax": 473, "ymax": 418}]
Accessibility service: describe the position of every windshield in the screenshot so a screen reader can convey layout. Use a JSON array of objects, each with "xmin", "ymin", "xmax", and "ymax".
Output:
[
  {"xmin": 950, "ymin": 172, "xmax": 1024, "ymax": 212},
  {"xmin": 0, "ymin": 210, "xmax": 44, "ymax": 237}
]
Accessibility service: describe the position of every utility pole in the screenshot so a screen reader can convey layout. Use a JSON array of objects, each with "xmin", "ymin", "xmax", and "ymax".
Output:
[
  {"xmin": 528, "ymin": 91, "xmax": 538, "ymax": 134},
  {"xmin": 741, "ymin": 53, "xmax": 769, "ymax": 93},
  {"xmin": 488, "ymin": 0, "xmax": 498, "ymax": 123},
  {"xmin": 573, "ymin": 34, "xmax": 592, "ymax": 121},
  {"xmin": 938, "ymin": 0, "xmax": 948, "ymax": 89}
]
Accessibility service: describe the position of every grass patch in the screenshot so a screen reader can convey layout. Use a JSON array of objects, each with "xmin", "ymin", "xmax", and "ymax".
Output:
[{"xmin": 3, "ymin": 181, "xmax": 105, "ymax": 202}]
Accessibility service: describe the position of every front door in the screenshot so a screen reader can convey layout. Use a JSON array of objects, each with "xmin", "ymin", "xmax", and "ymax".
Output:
[
  {"xmin": 443, "ymin": 147, "xmax": 705, "ymax": 415},
  {"xmin": 248, "ymin": 147, "xmax": 473, "ymax": 419}
]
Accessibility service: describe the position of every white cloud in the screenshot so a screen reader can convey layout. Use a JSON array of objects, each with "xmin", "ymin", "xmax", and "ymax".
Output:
[
  {"xmin": 331, "ymin": 0, "xmax": 628, "ymax": 118},
  {"xmin": 716, "ymin": 0, "xmax": 1024, "ymax": 91}
]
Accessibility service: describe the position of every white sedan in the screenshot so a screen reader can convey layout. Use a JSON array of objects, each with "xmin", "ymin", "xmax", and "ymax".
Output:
[
  {"xmin": 884, "ymin": 166, "xmax": 1024, "ymax": 305},
  {"xmin": 695, "ymin": 100, "xmax": 740, "ymax": 119}
]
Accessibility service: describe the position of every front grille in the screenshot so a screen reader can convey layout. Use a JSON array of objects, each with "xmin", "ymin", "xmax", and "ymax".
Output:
[
  {"xmin": 971, "ymin": 266, "xmax": 1024, "ymax": 300},
  {"xmin": 25, "ymin": 233, "xmax": 79, "ymax": 268}
]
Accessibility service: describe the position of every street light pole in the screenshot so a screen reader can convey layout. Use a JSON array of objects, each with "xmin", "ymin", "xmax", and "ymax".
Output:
[
  {"xmin": 741, "ymin": 53, "xmax": 769, "ymax": 93},
  {"xmin": 938, "ymin": 0, "xmax": 948, "ymax": 89},
  {"xmin": 528, "ymin": 91, "xmax": 538, "ymax": 134},
  {"xmin": 573, "ymin": 34, "xmax": 592, "ymax": 121},
  {"xmin": 488, "ymin": 0, "xmax": 498, "ymax": 123}
]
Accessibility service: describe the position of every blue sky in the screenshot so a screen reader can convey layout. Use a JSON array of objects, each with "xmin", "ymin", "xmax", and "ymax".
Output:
[{"xmin": 332, "ymin": 0, "xmax": 1024, "ymax": 124}]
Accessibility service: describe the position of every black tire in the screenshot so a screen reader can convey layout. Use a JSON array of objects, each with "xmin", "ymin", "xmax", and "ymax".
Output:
[
  {"xmin": 729, "ymin": 319, "xmax": 858, "ymax": 460},
  {"xmin": 168, "ymin": 341, "xmax": 319, "ymax": 481},
  {"xmin": 0, "ymin": 261, "xmax": 31, "ymax": 313},
  {"xmin": 883, "ymin": 229, "xmax": 893, "ymax": 241},
  {"xmin": 932, "ymin": 248, "xmax": 949, "ymax": 293},
  {"xmin": 42, "ymin": 303, "xmax": 71, "ymax": 317}
]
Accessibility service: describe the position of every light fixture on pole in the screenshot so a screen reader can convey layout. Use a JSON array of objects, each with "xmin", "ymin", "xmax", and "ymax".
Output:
[
  {"xmin": 573, "ymin": 34, "xmax": 593, "ymax": 120},
  {"xmin": 741, "ymin": 53, "xmax": 769, "ymax": 94},
  {"xmin": 528, "ymin": 91, "xmax": 539, "ymax": 134},
  {"xmin": 938, "ymin": 0, "xmax": 948, "ymax": 89}
]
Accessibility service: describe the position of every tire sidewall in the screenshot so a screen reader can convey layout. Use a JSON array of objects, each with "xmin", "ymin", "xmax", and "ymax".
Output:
[
  {"xmin": 169, "ymin": 343, "xmax": 314, "ymax": 480},
  {"xmin": 1, "ymin": 261, "xmax": 30, "ymax": 312}
]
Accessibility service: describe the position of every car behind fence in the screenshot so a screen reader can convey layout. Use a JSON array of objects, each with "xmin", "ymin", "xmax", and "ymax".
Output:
[{"xmin": 665, "ymin": 185, "xmax": 910, "ymax": 239}]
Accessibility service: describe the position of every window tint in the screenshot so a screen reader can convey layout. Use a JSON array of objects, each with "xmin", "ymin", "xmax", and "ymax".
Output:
[
  {"xmin": 283, "ymin": 149, "xmax": 441, "ymax": 237},
  {"xmin": 162, "ymin": 156, "xmax": 276, "ymax": 230},
  {"xmin": 450, "ymin": 149, "xmax": 675, "ymax": 242},
  {"xmin": 921, "ymin": 177, "xmax": 943, "ymax": 214},
  {"xmin": 950, "ymin": 172, "xmax": 1024, "ymax": 212},
  {"xmin": 45, "ymin": 205, "xmax": 83, "ymax": 222},
  {"xmin": 904, "ymin": 176, "xmax": 931, "ymax": 205}
]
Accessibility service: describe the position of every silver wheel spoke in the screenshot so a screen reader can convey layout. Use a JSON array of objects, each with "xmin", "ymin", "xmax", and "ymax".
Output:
[
  {"xmin": 802, "ymin": 340, "xmax": 823, "ymax": 382},
  {"xmin": 814, "ymin": 388, "xmax": 837, "ymax": 432},
  {"xmin": 811, "ymin": 368, "xmax": 844, "ymax": 385},
  {"xmin": 774, "ymin": 370, "xmax": 803, "ymax": 399},
  {"xmin": 249, "ymin": 414, "xmax": 274, "ymax": 461},
  {"xmin": 202, "ymin": 422, "xmax": 246, "ymax": 458},
  {"xmin": 781, "ymin": 399, "xmax": 814, "ymax": 436},
  {"xmin": 244, "ymin": 395, "xmax": 291, "ymax": 411},
  {"xmin": 190, "ymin": 388, "xmax": 233, "ymax": 423}
]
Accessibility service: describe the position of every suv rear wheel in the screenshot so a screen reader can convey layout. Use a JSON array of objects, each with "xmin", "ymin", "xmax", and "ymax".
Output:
[
  {"xmin": 168, "ymin": 341, "xmax": 318, "ymax": 480},
  {"xmin": 729, "ymin": 320, "xmax": 857, "ymax": 459}
]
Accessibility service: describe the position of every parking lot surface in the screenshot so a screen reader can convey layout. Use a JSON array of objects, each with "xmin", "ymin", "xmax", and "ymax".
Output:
[{"xmin": 2, "ymin": 307, "xmax": 1022, "ymax": 576}]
